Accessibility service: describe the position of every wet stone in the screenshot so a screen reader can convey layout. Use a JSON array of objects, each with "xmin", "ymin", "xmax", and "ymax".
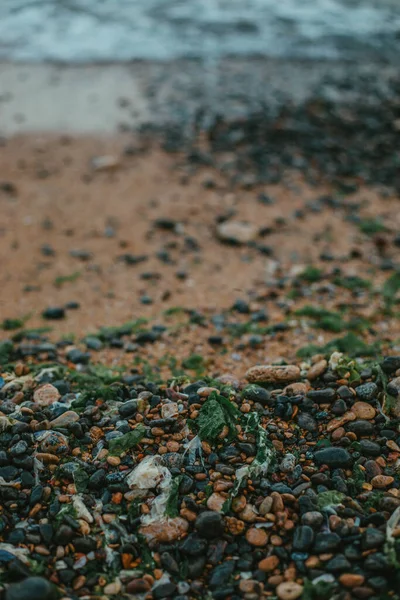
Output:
[
  {"xmin": 307, "ymin": 388, "xmax": 336, "ymax": 402},
  {"xmin": 293, "ymin": 525, "xmax": 314, "ymax": 551},
  {"xmin": 301, "ymin": 511, "xmax": 324, "ymax": 529},
  {"xmin": 331, "ymin": 398, "xmax": 347, "ymax": 415},
  {"xmin": 6, "ymin": 577, "xmax": 56, "ymax": 600},
  {"xmin": 325, "ymin": 554, "xmax": 351, "ymax": 572},
  {"xmin": 359, "ymin": 440, "xmax": 381, "ymax": 457},
  {"xmin": 314, "ymin": 532, "xmax": 341, "ymax": 552},
  {"xmin": 195, "ymin": 511, "xmax": 225, "ymax": 539},
  {"xmin": 0, "ymin": 466, "xmax": 18, "ymax": 481},
  {"xmin": 314, "ymin": 447, "xmax": 352, "ymax": 468},
  {"xmin": 362, "ymin": 528, "xmax": 385, "ymax": 550},
  {"xmin": 209, "ymin": 561, "xmax": 235, "ymax": 589},
  {"xmin": 347, "ymin": 420, "xmax": 374, "ymax": 437},
  {"xmin": 380, "ymin": 356, "xmax": 400, "ymax": 374},
  {"xmin": 355, "ymin": 382, "xmax": 378, "ymax": 402},
  {"xmin": 42, "ymin": 307, "xmax": 65, "ymax": 320},
  {"xmin": 297, "ymin": 413, "xmax": 318, "ymax": 432},
  {"xmin": 242, "ymin": 385, "xmax": 271, "ymax": 405}
]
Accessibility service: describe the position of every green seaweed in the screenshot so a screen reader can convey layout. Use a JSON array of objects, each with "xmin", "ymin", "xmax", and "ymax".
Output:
[
  {"xmin": 182, "ymin": 353, "xmax": 205, "ymax": 372},
  {"xmin": 197, "ymin": 392, "xmax": 240, "ymax": 442},
  {"xmin": 95, "ymin": 318, "xmax": 149, "ymax": 341},
  {"xmin": 382, "ymin": 272, "xmax": 400, "ymax": 310},
  {"xmin": 300, "ymin": 266, "xmax": 323, "ymax": 282},
  {"xmin": 0, "ymin": 340, "xmax": 13, "ymax": 366},
  {"xmin": 317, "ymin": 490, "xmax": 346, "ymax": 510},
  {"xmin": 54, "ymin": 271, "xmax": 82, "ymax": 287},
  {"xmin": 73, "ymin": 468, "xmax": 89, "ymax": 493},
  {"xmin": 297, "ymin": 332, "xmax": 379, "ymax": 359},
  {"xmin": 108, "ymin": 423, "xmax": 146, "ymax": 456},
  {"xmin": 302, "ymin": 579, "xmax": 338, "ymax": 600},
  {"xmin": 333, "ymin": 275, "xmax": 371, "ymax": 291},
  {"xmin": 359, "ymin": 218, "xmax": 387, "ymax": 236},
  {"xmin": 165, "ymin": 475, "xmax": 183, "ymax": 518}
]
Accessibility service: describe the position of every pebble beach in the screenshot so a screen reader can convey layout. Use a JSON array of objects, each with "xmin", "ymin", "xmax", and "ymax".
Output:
[{"xmin": 1, "ymin": 2, "xmax": 400, "ymax": 599}]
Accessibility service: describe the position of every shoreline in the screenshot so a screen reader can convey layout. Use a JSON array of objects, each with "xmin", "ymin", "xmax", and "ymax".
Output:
[{"xmin": 0, "ymin": 58, "xmax": 398, "ymax": 135}]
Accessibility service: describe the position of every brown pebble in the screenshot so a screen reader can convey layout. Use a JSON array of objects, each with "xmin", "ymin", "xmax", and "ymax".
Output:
[
  {"xmin": 207, "ymin": 493, "xmax": 226, "ymax": 512},
  {"xmin": 284, "ymin": 382, "xmax": 309, "ymax": 396},
  {"xmin": 232, "ymin": 495, "xmax": 247, "ymax": 513},
  {"xmin": 307, "ymin": 359, "xmax": 327, "ymax": 381},
  {"xmin": 245, "ymin": 527, "xmax": 268, "ymax": 547},
  {"xmin": 258, "ymin": 555, "xmax": 280, "ymax": 572},
  {"xmin": 331, "ymin": 427, "xmax": 346, "ymax": 441},
  {"xmin": 387, "ymin": 440, "xmax": 400, "ymax": 452},
  {"xmin": 166, "ymin": 440, "xmax": 180, "ymax": 452},
  {"xmin": 33, "ymin": 383, "xmax": 60, "ymax": 407},
  {"xmin": 50, "ymin": 411, "xmax": 79, "ymax": 428},
  {"xmin": 126, "ymin": 579, "xmax": 151, "ymax": 594},
  {"xmin": 139, "ymin": 517, "xmax": 189, "ymax": 543},
  {"xmin": 35, "ymin": 453, "xmax": 60, "ymax": 464},
  {"xmin": 339, "ymin": 574, "xmax": 365, "ymax": 588},
  {"xmin": 246, "ymin": 364, "xmax": 300, "ymax": 384},
  {"xmin": 371, "ymin": 475, "xmax": 394, "ymax": 489},
  {"xmin": 259, "ymin": 496, "xmax": 273, "ymax": 516},
  {"xmin": 352, "ymin": 402, "xmax": 376, "ymax": 420}
]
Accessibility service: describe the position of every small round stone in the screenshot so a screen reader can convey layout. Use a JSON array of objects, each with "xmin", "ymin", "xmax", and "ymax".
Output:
[
  {"xmin": 245, "ymin": 527, "xmax": 268, "ymax": 546},
  {"xmin": 339, "ymin": 574, "xmax": 365, "ymax": 588},
  {"xmin": 276, "ymin": 581, "xmax": 303, "ymax": 600},
  {"xmin": 352, "ymin": 402, "xmax": 376, "ymax": 420},
  {"xmin": 371, "ymin": 475, "xmax": 394, "ymax": 489},
  {"xmin": 258, "ymin": 555, "xmax": 280, "ymax": 571}
]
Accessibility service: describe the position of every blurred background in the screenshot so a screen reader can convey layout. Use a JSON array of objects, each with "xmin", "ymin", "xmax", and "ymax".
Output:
[
  {"xmin": 0, "ymin": 0, "xmax": 399, "ymax": 133},
  {"xmin": 0, "ymin": 0, "xmax": 399, "ymax": 63}
]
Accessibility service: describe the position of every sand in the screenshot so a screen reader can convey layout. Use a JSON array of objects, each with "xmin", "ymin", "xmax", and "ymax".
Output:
[{"xmin": 0, "ymin": 132, "xmax": 399, "ymax": 375}]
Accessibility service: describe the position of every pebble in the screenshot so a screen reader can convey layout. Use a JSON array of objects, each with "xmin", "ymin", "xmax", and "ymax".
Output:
[
  {"xmin": 6, "ymin": 577, "xmax": 56, "ymax": 600},
  {"xmin": 351, "ymin": 402, "xmax": 376, "ymax": 420},
  {"xmin": 207, "ymin": 493, "xmax": 226, "ymax": 512},
  {"xmin": 314, "ymin": 447, "xmax": 352, "ymax": 467},
  {"xmin": 307, "ymin": 359, "xmax": 328, "ymax": 381},
  {"xmin": 139, "ymin": 517, "xmax": 188, "ymax": 543},
  {"xmin": 339, "ymin": 574, "xmax": 365, "ymax": 588},
  {"xmin": 245, "ymin": 527, "xmax": 268, "ymax": 547},
  {"xmin": 307, "ymin": 387, "xmax": 336, "ymax": 402},
  {"xmin": 104, "ymin": 581, "xmax": 121, "ymax": 595},
  {"xmin": 33, "ymin": 383, "xmax": 60, "ymax": 407},
  {"xmin": 42, "ymin": 307, "xmax": 65, "ymax": 320},
  {"xmin": 387, "ymin": 376, "xmax": 400, "ymax": 397},
  {"xmin": 355, "ymin": 382, "xmax": 378, "ymax": 402},
  {"xmin": 195, "ymin": 511, "xmax": 225, "ymax": 539},
  {"xmin": 360, "ymin": 439, "xmax": 381, "ymax": 457},
  {"xmin": 301, "ymin": 511, "xmax": 323, "ymax": 529},
  {"xmin": 371, "ymin": 475, "xmax": 394, "ymax": 489},
  {"xmin": 50, "ymin": 411, "xmax": 79, "ymax": 428},
  {"xmin": 246, "ymin": 364, "xmax": 300, "ymax": 384},
  {"xmin": 280, "ymin": 453, "xmax": 296, "ymax": 473},
  {"xmin": 276, "ymin": 581, "xmax": 303, "ymax": 600},
  {"xmin": 126, "ymin": 579, "xmax": 151, "ymax": 594},
  {"xmin": 314, "ymin": 532, "xmax": 341, "ymax": 552},
  {"xmin": 91, "ymin": 155, "xmax": 120, "ymax": 171},
  {"xmin": 292, "ymin": 525, "xmax": 314, "ymax": 551},
  {"xmin": 296, "ymin": 413, "xmax": 318, "ymax": 432},
  {"xmin": 258, "ymin": 555, "xmax": 280, "ymax": 571},
  {"xmin": 380, "ymin": 356, "xmax": 400, "ymax": 374},
  {"xmin": 242, "ymin": 384, "xmax": 271, "ymax": 405},
  {"xmin": 362, "ymin": 528, "xmax": 385, "ymax": 550},
  {"xmin": 216, "ymin": 221, "xmax": 258, "ymax": 244}
]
